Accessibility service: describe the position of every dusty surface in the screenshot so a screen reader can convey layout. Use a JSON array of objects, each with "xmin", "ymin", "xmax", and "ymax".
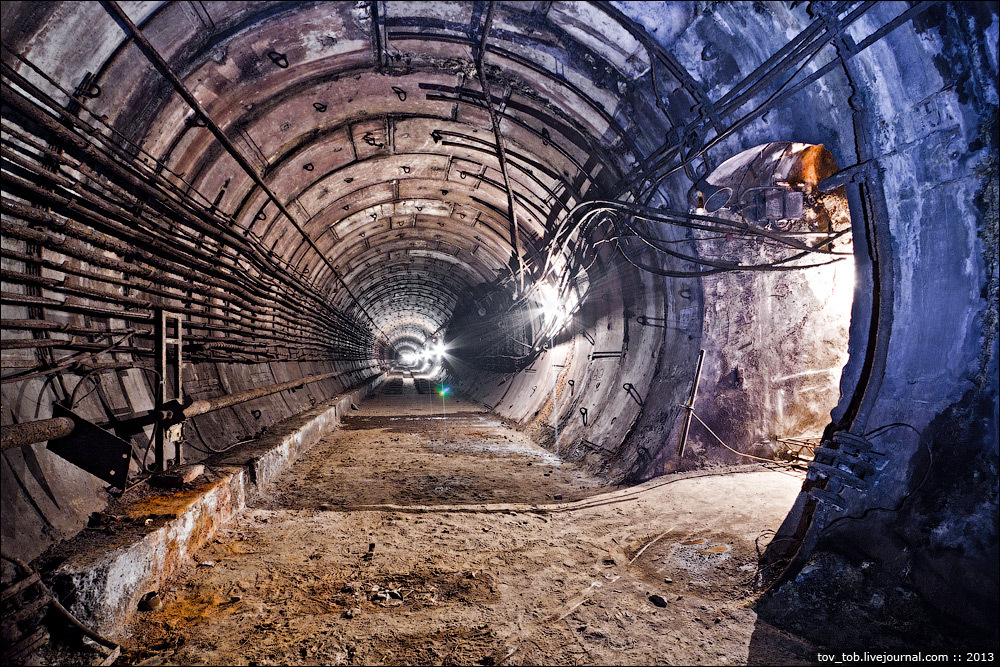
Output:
[{"xmin": 119, "ymin": 377, "xmax": 815, "ymax": 666}]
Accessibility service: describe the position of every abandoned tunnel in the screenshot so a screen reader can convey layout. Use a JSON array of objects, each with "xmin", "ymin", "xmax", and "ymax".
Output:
[{"xmin": 1, "ymin": 1, "xmax": 997, "ymax": 664}]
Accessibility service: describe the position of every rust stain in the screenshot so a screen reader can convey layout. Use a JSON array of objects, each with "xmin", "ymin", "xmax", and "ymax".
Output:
[
  {"xmin": 157, "ymin": 590, "xmax": 237, "ymax": 626},
  {"xmin": 701, "ymin": 545, "xmax": 730, "ymax": 554},
  {"xmin": 680, "ymin": 538, "xmax": 707, "ymax": 546},
  {"xmin": 125, "ymin": 479, "xmax": 226, "ymax": 520},
  {"xmin": 787, "ymin": 144, "xmax": 838, "ymax": 186}
]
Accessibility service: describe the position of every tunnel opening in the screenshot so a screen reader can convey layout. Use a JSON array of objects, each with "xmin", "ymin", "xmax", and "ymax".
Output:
[
  {"xmin": 1, "ymin": 1, "xmax": 996, "ymax": 663},
  {"xmin": 675, "ymin": 141, "xmax": 856, "ymax": 467}
]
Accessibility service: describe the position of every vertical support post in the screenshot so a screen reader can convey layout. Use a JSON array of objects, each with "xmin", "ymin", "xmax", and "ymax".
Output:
[
  {"xmin": 676, "ymin": 349, "xmax": 705, "ymax": 458},
  {"xmin": 551, "ymin": 337, "xmax": 558, "ymax": 459},
  {"xmin": 154, "ymin": 309, "xmax": 183, "ymax": 471}
]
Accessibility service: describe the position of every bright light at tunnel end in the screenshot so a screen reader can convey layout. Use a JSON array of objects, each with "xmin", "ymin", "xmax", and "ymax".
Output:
[
  {"xmin": 420, "ymin": 340, "xmax": 448, "ymax": 362},
  {"xmin": 533, "ymin": 282, "xmax": 578, "ymax": 337}
]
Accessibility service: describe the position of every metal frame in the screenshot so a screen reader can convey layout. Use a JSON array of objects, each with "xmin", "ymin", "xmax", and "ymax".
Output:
[{"xmin": 153, "ymin": 309, "xmax": 184, "ymax": 471}]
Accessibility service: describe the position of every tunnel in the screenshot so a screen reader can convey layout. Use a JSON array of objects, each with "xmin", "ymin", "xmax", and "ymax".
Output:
[{"xmin": 1, "ymin": 1, "xmax": 997, "ymax": 664}]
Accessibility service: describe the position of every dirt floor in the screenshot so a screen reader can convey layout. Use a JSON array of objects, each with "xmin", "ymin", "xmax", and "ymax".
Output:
[{"xmin": 119, "ymin": 376, "xmax": 816, "ymax": 666}]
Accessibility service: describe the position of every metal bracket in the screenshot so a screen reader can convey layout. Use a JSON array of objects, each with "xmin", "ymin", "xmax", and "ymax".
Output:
[
  {"xmin": 154, "ymin": 310, "xmax": 183, "ymax": 472},
  {"xmin": 47, "ymin": 404, "xmax": 131, "ymax": 491}
]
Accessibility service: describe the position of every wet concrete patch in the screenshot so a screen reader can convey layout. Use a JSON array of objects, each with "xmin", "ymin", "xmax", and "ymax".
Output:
[{"xmin": 629, "ymin": 531, "xmax": 756, "ymax": 603}]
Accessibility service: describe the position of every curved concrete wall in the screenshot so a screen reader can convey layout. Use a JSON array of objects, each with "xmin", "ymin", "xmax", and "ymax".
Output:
[{"xmin": 1, "ymin": 0, "xmax": 996, "ymax": 646}]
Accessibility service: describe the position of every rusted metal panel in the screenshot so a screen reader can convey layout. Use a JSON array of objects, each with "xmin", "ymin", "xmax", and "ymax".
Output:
[{"xmin": 46, "ymin": 405, "xmax": 132, "ymax": 490}]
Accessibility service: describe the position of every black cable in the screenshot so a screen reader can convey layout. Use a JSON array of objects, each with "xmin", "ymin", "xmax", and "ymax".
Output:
[{"xmin": 818, "ymin": 423, "xmax": 930, "ymax": 536}]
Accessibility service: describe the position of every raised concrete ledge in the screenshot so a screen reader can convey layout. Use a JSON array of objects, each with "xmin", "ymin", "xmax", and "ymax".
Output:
[
  {"xmin": 42, "ymin": 378, "xmax": 380, "ymax": 641},
  {"xmin": 231, "ymin": 388, "xmax": 369, "ymax": 498}
]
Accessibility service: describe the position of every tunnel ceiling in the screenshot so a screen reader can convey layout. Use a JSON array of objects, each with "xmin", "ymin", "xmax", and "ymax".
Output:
[
  {"xmin": 1, "ymin": 0, "xmax": 670, "ymax": 356},
  {"xmin": 1, "ymin": 0, "xmax": 914, "ymax": 365}
]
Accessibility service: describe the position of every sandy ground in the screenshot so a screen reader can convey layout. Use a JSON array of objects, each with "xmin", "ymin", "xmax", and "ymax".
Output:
[{"xmin": 120, "ymin": 377, "xmax": 816, "ymax": 666}]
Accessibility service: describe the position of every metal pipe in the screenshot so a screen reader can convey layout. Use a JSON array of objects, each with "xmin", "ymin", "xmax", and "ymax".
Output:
[
  {"xmin": 676, "ymin": 349, "xmax": 705, "ymax": 458},
  {"xmin": 181, "ymin": 372, "xmax": 343, "ymax": 418},
  {"xmin": 475, "ymin": 1, "xmax": 524, "ymax": 294},
  {"xmin": 1, "ymin": 372, "xmax": 353, "ymax": 449},
  {"xmin": 1, "ymin": 417, "xmax": 75, "ymax": 451}
]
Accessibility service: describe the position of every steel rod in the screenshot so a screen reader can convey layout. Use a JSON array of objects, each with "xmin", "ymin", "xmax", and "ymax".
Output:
[
  {"xmin": 180, "ymin": 372, "xmax": 345, "ymax": 418},
  {"xmin": 1, "ymin": 372, "xmax": 356, "ymax": 449},
  {"xmin": 475, "ymin": 0, "xmax": 524, "ymax": 293},
  {"xmin": 676, "ymin": 349, "xmax": 705, "ymax": 458}
]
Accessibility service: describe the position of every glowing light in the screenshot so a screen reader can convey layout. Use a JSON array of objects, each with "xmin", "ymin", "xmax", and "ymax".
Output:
[
  {"xmin": 418, "ymin": 340, "xmax": 449, "ymax": 371},
  {"xmin": 537, "ymin": 283, "xmax": 563, "ymax": 322},
  {"xmin": 438, "ymin": 385, "xmax": 450, "ymax": 397}
]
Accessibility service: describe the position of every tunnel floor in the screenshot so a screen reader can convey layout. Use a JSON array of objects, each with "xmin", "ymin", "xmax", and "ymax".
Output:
[{"xmin": 120, "ymin": 379, "xmax": 815, "ymax": 666}]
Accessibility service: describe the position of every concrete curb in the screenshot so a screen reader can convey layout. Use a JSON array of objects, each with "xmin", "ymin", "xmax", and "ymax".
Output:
[{"xmin": 45, "ymin": 377, "xmax": 381, "ymax": 640}]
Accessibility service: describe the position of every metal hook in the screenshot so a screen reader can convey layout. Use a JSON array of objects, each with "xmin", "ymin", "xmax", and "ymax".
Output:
[
  {"xmin": 267, "ymin": 51, "xmax": 289, "ymax": 68},
  {"xmin": 623, "ymin": 382, "xmax": 644, "ymax": 406}
]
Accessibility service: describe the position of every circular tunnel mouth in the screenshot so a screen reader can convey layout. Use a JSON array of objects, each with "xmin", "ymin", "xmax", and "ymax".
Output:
[
  {"xmin": 1, "ymin": 0, "xmax": 878, "ymax": 576},
  {"xmin": 4, "ymin": 2, "xmax": 998, "ymax": 658}
]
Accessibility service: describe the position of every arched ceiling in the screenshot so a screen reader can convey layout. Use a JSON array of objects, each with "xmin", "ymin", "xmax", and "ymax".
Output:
[{"xmin": 41, "ymin": 0, "xmax": 659, "ymax": 352}]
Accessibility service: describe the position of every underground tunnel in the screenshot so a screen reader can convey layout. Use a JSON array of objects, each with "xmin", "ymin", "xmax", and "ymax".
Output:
[{"xmin": 0, "ymin": 1, "xmax": 997, "ymax": 664}]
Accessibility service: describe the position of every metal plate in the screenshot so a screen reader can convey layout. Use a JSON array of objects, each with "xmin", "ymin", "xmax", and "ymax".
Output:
[{"xmin": 47, "ymin": 404, "xmax": 132, "ymax": 490}]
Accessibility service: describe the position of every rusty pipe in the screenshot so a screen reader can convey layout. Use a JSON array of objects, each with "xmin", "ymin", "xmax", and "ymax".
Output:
[
  {"xmin": 1, "ymin": 373, "xmax": 353, "ymax": 449},
  {"xmin": 1, "ymin": 417, "xmax": 75, "ymax": 451},
  {"xmin": 181, "ymin": 372, "xmax": 343, "ymax": 419}
]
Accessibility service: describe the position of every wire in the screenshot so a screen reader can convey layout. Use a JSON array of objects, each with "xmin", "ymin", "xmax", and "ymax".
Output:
[
  {"xmin": 138, "ymin": 426, "xmax": 157, "ymax": 473},
  {"xmin": 689, "ymin": 409, "xmax": 797, "ymax": 466},
  {"xmin": 818, "ymin": 423, "xmax": 930, "ymax": 536},
  {"xmin": 68, "ymin": 372, "xmax": 102, "ymax": 410}
]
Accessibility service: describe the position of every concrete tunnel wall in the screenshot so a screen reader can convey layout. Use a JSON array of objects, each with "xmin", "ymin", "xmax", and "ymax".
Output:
[{"xmin": 1, "ymin": 0, "xmax": 997, "ymax": 648}]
